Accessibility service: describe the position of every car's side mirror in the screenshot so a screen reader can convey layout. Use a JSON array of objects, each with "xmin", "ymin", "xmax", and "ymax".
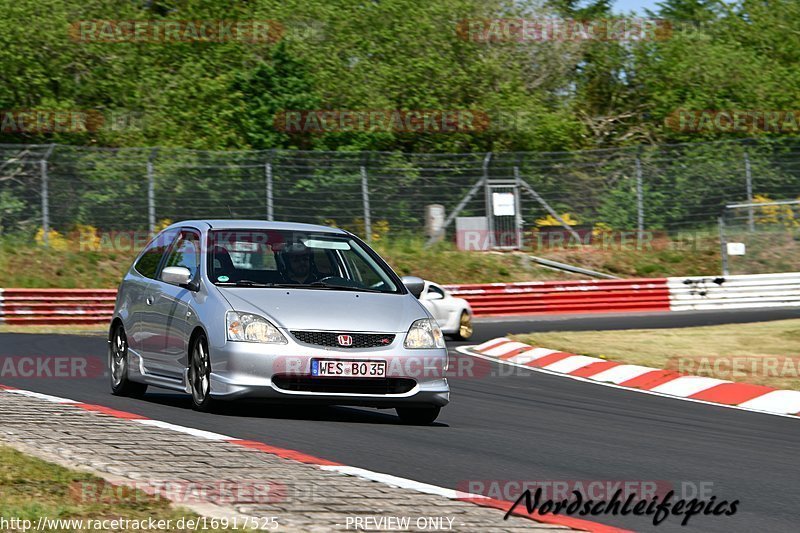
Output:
[
  {"xmin": 401, "ymin": 276, "xmax": 425, "ymax": 299},
  {"xmin": 424, "ymin": 291, "xmax": 444, "ymax": 301},
  {"xmin": 161, "ymin": 266, "xmax": 196, "ymax": 290}
]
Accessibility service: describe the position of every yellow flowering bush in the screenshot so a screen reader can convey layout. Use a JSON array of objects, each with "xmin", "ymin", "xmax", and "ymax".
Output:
[
  {"xmin": 73, "ymin": 224, "xmax": 101, "ymax": 251},
  {"xmin": 592, "ymin": 222, "xmax": 614, "ymax": 236},
  {"xmin": 34, "ymin": 228, "xmax": 70, "ymax": 250},
  {"xmin": 154, "ymin": 218, "xmax": 173, "ymax": 232},
  {"xmin": 350, "ymin": 218, "xmax": 391, "ymax": 241},
  {"xmin": 535, "ymin": 213, "xmax": 579, "ymax": 227},
  {"xmin": 752, "ymin": 195, "xmax": 798, "ymax": 228}
]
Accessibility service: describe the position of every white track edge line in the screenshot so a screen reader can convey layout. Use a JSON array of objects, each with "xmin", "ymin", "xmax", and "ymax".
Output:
[
  {"xmin": 320, "ymin": 465, "xmax": 488, "ymax": 500},
  {"xmin": 457, "ymin": 346, "xmax": 800, "ymax": 420},
  {"xmin": 135, "ymin": 419, "xmax": 238, "ymax": 441},
  {"xmin": 0, "ymin": 388, "xmax": 240, "ymax": 439},
  {"xmin": 5, "ymin": 389, "xmax": 78, "ymax": 403}
]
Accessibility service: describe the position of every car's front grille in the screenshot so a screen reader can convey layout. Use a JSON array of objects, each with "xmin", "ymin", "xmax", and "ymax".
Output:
[
  {"xmin": 290, "ymin": 331, "xmax": 395, "ymax": 349},
  {"xmin": 272, "ymin": 375, "xmax": 416, "ymax": 394}
]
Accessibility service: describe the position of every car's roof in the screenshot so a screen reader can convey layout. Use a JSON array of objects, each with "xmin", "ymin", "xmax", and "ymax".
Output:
[{"xmin": 169, "ymin": 219, "xmax": 348, "ymax": 234}]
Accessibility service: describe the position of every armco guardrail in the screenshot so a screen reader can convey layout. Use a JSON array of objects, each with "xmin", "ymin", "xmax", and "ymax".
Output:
[
  {"xmin": 2, "ymin": 273, "xmax": 800, "ymax": 324},
  {"xmin": 446, "ymin": 278, "xmax": 671, "ymax": 316},
  {"xmin": 0, "ymin": 289, "xmax": 117, "ymax": 325},
  {"xmin": 668, "ymin": 272, "xmax": 800, "ymax": 311}
]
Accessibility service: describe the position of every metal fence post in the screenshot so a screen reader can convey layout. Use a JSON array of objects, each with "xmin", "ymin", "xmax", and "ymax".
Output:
[
  {"xmin": 40, "ymin": 144, "xmax": 56, "ymax": 247},
  {"xmin": 265, "ymin": 151, "xmax": 275, "ymax": 221},
  {"xmin": 719, "ymin": 216, "xmax": 729, "ymax": 276},
  {"xmin": 360, "ymin": 165, "xmax": 372, "ymax": 243},
  {"xmin": 147, "ymin": 149, "xmax": 157, "ymax": 235},
  {"xmin": 482, "ymin": 152, "xmax": 493, "ymax": 247},
  {"xmin": 635, "ymin": 150, "xmax": 644, "ymax": 247},
  {"xmin": 744, "ymin": 150, "xmax": 754, "ymax": 231},
  {"xmin": 513, "ymin": 166, "xmax": 523, "ymax": 248}
]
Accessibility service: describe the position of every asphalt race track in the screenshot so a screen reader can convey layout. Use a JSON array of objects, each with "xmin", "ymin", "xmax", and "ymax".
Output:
[
  {"xmin": 1, "ymin": 308, "xmax": 799, "ymax": 532},
  {"xmin": 470, "ymin": 307, "xmax": 800, "ymax": 337}
]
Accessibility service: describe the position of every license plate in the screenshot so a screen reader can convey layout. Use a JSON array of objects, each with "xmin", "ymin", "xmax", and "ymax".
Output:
[{"xmin": 311, "ymin": 359, "xmax": 386, "ymax": 378}]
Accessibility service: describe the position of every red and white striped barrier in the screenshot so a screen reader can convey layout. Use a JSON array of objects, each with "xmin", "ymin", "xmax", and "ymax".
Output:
[
  {"xmin": 667, "ymin": 272, "xmax": 800, "ymax": 311},
  {"xmin": 0, "ymin": 289, "xmax": 117, "ymax": 325},
  {"xmin": 2, "ymin": 273, "xmax": 800, "ymax": 325},
  {"xmin": 446, "ymin": 278, "xmax": 671, "ymax": 316},
  {"xmin": 468, "ymin": 338, "xmax": 800, "ymax": 417},
  {"xmin": 448, "ymin": 272, "xmax": 800, "ymax": 316}
]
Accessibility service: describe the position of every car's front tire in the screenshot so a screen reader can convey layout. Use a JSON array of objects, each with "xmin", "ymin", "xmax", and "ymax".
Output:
[
  {"xmin": 189, "ymin": 333, "xmax": 216, "ymax": 412},
  {"xmin": 396, "ymin": 406, "xmax": 441, "ymax": 425},
  {"xmin": 109, "ymin": 324, "xmax": 148, "ymax": 398}
]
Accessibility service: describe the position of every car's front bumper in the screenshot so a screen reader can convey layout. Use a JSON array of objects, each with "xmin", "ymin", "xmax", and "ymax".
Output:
[{"xmin": 206, "ymin": 338, "xmax": 450, "ymax": 408}]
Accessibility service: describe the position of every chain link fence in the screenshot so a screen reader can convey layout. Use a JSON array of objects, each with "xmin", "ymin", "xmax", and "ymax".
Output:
[
  {"xmin": 2, "ymin": 139, "xmax": 800, "ymax": 265},
  {"xmin": 721, "ymin": 200, "xmax": 800, "ymax": 275}
]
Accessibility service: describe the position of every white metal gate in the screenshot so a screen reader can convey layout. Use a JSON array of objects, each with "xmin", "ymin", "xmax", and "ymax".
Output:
[{"xmin": 486, "ymin": 180, "xmax": 522, "ymax": 249}]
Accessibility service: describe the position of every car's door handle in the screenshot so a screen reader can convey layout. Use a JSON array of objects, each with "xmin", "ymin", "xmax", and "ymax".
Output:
[{"xmin": 145, "ymin": 297, "xmax": 153, "ymax": 306}]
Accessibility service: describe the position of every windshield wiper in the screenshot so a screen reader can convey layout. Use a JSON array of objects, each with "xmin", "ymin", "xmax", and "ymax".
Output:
[
  {"xmin": 216, "ymin": 280, "xmax": 384, "ymax": 293},
  {"xmin": 306, "ymin": 282, "xmax": 383, "ymax": 293},
  {"xmin": 216, "ymin": 280, "xmax": 275, "ymax": 288}
]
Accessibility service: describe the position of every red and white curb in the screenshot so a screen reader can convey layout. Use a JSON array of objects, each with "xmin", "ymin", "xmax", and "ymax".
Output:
[
  {"xmin": 460, "ymin": 338, "xmax": 800, "ymax": 419},
  {"xmin": 0, "ymin": 384, "xmax": 624, "ymax": 533}
]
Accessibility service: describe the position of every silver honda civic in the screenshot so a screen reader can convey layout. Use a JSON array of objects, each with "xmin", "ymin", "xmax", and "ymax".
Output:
[{"xmin": 108, "ymin": 220, "xmax": 449, "ymax": 424}]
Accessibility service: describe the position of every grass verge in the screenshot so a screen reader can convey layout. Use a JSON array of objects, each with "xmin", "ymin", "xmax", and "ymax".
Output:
[
  {"xmin": 0, "ymin": 325, "xmax": 106, "ymax": 335},
  {"xmin": 0, "ymin": 444, "xmax": 229, "ymax": 532},
  {"xmin": 513, "ymin": 319, "xmax": 800, "ymax": 391}
]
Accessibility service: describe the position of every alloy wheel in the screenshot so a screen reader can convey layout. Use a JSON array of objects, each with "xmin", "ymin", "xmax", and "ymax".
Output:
[
  {"xmin": 459, "ymin": 312, "xmax": 473, "ymax": 339},
  {"xmin": 190, "ymin": 338, "xmax": 211, "ymax": 405},
  {"xmin": 111, "ymin": 327, "xmax": 127, "ymax": 387}
]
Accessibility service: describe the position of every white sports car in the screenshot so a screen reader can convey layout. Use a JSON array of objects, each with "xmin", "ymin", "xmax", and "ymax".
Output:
[{"xmin": 418, "ymin": 281, "xmax": 473, "ymax": 340}]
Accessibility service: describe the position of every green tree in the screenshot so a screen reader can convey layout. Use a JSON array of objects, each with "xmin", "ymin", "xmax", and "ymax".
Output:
[{"xmin": 651, "ymin": 0, "xmax": 724, "ymax": 23}]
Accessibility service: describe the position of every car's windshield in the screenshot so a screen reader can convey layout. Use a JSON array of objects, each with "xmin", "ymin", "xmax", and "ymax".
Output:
[{"xmin": 207, "ymin": 229, "xmax": 400, "ymax": 294}]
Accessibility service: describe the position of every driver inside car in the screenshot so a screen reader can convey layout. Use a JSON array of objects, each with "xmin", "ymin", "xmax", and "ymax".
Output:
[{"xmin": 280, "ymin": 242, "xmax": 319, "ymax": 284}]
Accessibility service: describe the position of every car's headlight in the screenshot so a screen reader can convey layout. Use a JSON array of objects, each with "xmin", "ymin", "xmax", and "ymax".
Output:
[
  {"xmin": 226, "ymin": 311, "xmax": 287, "ymax": 344},
  {"xmin": 404, "ymin": 318, "xmax": 446, "ymax": 349}
]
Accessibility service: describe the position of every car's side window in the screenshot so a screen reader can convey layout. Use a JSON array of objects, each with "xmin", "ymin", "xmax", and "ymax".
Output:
[
  {"xmin": 134, "ymin": 229, "xmax": 179, "ymax": 280},
  {"xmin": 428, "ymin": 284, "xmax": 446, "ymax": 299},
  {"xmin": 164, "ymin": 231, "xmax": 201, "ymax": 280}
]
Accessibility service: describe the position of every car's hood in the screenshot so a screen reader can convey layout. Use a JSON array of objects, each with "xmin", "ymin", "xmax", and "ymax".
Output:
[{"xmin": 216, "ymin": 287, "xmax": 429, "ymax": 332}]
